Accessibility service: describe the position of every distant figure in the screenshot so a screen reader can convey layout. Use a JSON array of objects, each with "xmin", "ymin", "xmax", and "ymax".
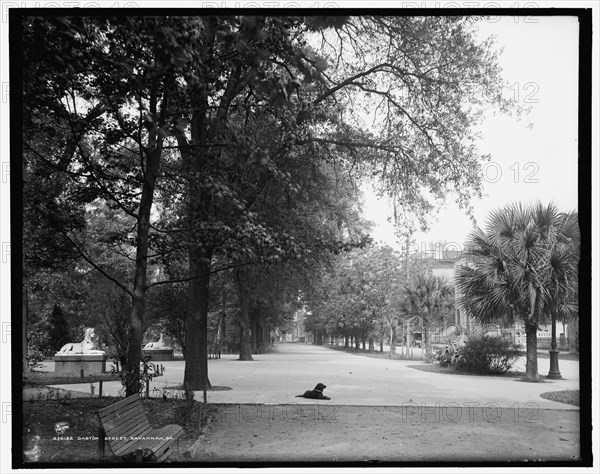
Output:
[
  {"xmin": 144, "ymin": 333, "xmax": 171, "ymax": 350},
  {"xmin": 56, "ymin": 327, "xmax": 105, "ymax": 354},
  {"xmin": 559, "ymin": 333, "xmax": 566, "ymax": 347}
]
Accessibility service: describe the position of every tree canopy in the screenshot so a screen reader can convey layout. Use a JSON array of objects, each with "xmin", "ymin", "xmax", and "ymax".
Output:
[{"xmin": 22, "ymin": 14, "xmax": 521, "ymax": 391}]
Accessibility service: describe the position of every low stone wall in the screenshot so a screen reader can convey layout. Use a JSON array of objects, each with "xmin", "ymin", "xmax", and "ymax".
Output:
[
  {"xmin": 54, "ymin": 354, "xmax": 108, "ymax": 376},
  {"xmin": 142, "ymin": 349, "xmax": 174, "ymax": 361}
]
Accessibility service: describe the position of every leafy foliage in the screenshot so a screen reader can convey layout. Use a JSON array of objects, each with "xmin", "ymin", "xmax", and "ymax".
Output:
[
  {"xmin": 47, "ymin": 305, "xmax": 71, "ymax": 352},
  {"xmin": 26, "ymin": 329, "xmax": 50, "ymax": 369},
  {"xmin": 305, "ymin": 244, "xmax": 410, "ymax": 351},
  {"xmin": 456, "ymin": 336, "xmax": 522, "ymax": 375},
  {"xmin": 402, "ymin": 274, "xmax": 454, "ymax": 361},
  {"xmin": 112, "ymin": 356, "xmax": 161, "ymax": 397}
]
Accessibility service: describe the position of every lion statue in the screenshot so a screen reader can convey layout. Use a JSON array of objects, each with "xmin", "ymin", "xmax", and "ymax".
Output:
[
  {"xmin": 56, "ymin": 327, "xmax": 105, "ymax": 355},
  {"xmin": 143, "ymin": 333, "xmax": 171, "ymax": 350}
]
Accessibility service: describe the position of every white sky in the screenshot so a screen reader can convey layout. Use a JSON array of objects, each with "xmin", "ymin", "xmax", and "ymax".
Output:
[{"xmin": 364, "ymin": 15, "xmax": 580, "ymax": 251}]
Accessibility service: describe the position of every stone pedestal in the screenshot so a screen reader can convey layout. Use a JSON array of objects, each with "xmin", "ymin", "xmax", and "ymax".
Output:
[
  {"xmin": 142, "ymin": 348, "xmax": 174, "ymax": 361},
  {"xmin": 54, "ymin": 354, "xmax": 108, "ymax": 376}
]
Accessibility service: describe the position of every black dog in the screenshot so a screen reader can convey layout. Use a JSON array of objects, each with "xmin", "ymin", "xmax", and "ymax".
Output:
[{"xmin": 295, "ymin": 383, "xmax": 331, "ymax": 400}]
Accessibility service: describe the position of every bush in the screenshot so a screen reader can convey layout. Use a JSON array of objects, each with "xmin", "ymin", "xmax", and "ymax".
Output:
[
  {"xmin": 456, "ymin": 335, "xmax": 521, "ymax": 375},
  {"xmin": 27, "ymin": 329, "xmax": 51, "ymax": 369},
  {"xmin": 47, "ymin": 304, "xmax": 71, "ymax": 352},
  {"xmin": 112, "ymin": 355, "xmax": 162, "ymax": 396}
]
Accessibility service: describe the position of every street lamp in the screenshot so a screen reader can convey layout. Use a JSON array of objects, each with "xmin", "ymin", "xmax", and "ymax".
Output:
[{"xmin": 547, "ymin": 310, "xmax": 561, "ymax": 379}]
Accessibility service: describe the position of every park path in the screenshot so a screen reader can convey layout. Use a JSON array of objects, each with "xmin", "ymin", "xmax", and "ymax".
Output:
[{"xmin": 45, "ymin": 343, "xmax": 580, "ymax": 410}]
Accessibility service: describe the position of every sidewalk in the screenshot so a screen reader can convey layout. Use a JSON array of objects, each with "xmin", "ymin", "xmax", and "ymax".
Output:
[{"xmin": 44, "ymin": 343, "xmax": 580, "ymax": 409}]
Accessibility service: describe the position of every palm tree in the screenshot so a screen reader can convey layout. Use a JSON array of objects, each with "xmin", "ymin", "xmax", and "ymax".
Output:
[
  {"xmin": 456, "ymin": 203, "xmax": 579, "ymax": 381},
  {"xmin": 544, "ymin": 211, "xmax": 579, "ymax": 377},
  {"xmin": 403, "ymin": 274, "xmax": 453, "ymax": 362}
]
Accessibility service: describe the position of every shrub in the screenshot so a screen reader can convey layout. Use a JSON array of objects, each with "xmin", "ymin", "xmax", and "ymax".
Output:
[
  {"xmin": 456, "ymin": 335, "xmax": 521, "ymax": 375},
  {"xmin": 47, "ymin": 304, "xmax": 71, "ymax": 352},
  {"xmin": 112, "ymin": 355, "xmax": 162, "ymax": 396},
  {"xmin": 27, "ymin": 329, "xmax": 51, "ymax": 369}
]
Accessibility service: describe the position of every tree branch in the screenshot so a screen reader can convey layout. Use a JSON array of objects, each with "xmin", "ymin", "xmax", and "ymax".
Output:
[
  {"xmin": 146, "ymin": 260, "xmax": 259, "ymax": 290},
  {"xmin": 62, "ymin": 231, "xmax": 133, "ymax": 298}
]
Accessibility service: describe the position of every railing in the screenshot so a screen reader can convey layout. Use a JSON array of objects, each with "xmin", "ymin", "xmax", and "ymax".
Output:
[
  {"xmin": 536, "ymin": 336, "xmax": 569, "ymax": 351},
  {"xmin": 430, "ymin": 326, "xmax": 459, "ymax": 344},
  {"xmin": 423, "ymin": 325, "xmax": 570, "ymax": 351}
]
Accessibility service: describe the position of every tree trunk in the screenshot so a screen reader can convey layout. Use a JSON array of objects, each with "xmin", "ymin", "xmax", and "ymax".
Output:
[
  {"xmin": 567, "ymin": 316, "xmax": 579, "ymax": 354},
  {"xmin": 235, "ymin": 269, "xmax": 253, "ymax": 361},
  {"xmin": 125, "ymin": 293, "xmax": 145, "ymax": 396},
  {"xmin": 524, "ymin": 322, "xmax": 539, "ymax": 381},
  {"xmin": 368, "ymin": 336, "xmax": 374, "ymax": 352},
  {"xmin": 124, "ymin": 137, "xmax": 162, "ymax": 396},
  {"xmin": 389, "ymin": 327, "xmax": 396, "ymax": 357},
  {"xmin": 406, "ymin": 322, "xmax": 412, "ymax": 360},
  {"xmin": 380, "ymin": 336, "xmax": 384, "ymax": 353},
  {"xmin": 344, "ymin": 336, "xmax": 348, "ymax": 348},
  {"xmin": 250, "ymin": 307, "xmax": 258, "ymax": 354},
  {"xmin": 423, "ymin": 325, "xmax": 432, "ymax": 362},
  {"xmin": 183, "ymin": 246, "xmax": 213, "ymax": 390},
  {"xmin": 256, "ymin": 320, "xmax": 265, "ymax": 353}
]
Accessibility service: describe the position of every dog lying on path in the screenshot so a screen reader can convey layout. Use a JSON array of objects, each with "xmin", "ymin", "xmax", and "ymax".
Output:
[{"xmin": 295, "ymin": 383, "xmax": 331, "ymax": 400}]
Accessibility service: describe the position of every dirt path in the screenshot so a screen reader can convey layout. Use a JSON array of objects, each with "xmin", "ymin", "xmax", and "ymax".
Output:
[{"xmin": 189, "ymin": 404, "xmax": 580, "ymax": 463}]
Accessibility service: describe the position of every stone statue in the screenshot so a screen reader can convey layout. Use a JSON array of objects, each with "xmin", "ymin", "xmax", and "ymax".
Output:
[
  {"xmin": 56, "ymin": 327, "xmax": 105, "ymax": 355},
  {"xmin": 143, "ymin": 333, "xmax": 171, "ymax": 350}
]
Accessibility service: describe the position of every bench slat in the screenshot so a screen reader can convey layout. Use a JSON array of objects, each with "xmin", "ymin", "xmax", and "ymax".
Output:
[
  {"xmin": 149, "ymin": 425, "xmax": 184, "ymax": 454},
  {"xmin": 104, "ymin": 411, "xmax": 151, "ymax": 439},
  {"xmin": 109, "ymin": 422, "xmax": 153, "ymax": 451},
  {"xmin": 100, "ymin": 404, "xmax": 147, "ymax": 429},
  {"xmin": 98, "ymin": 395, "xmax": 140, "ymax": 417},
  {"xmin": 100, "ymin": 400, "xmax": 146, "ymax": 423},
  {"xmin": 111, "ymin": 428, "xmax": 155, "ymax": 455}
]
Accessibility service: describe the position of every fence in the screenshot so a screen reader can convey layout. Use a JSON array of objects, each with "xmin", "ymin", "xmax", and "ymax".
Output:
[
  {"xmin": 535, "ymin": 336, "xmax": 569, "ymax": 351},
  {"xmin": 428, "ymin": 326, "xmax": 571, "ymax": 351}
]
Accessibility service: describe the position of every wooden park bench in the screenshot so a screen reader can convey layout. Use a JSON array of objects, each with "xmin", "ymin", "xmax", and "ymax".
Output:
[{"xmin": 97, "ymin": 394, "xmax": 184, "ymax": 462}]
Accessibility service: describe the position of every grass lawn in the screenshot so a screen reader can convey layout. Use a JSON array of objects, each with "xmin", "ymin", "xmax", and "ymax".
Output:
[
  {"xmin": 23, "ymin": 370, "xmax": 122, "ymax": 387},
  {"xmin": 539, "ymin": 390, "xmax": 580, "ymax": 406},
  {"xmin": 407, "ymin": 363, "xmax": 525, "ymax": 378}
]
